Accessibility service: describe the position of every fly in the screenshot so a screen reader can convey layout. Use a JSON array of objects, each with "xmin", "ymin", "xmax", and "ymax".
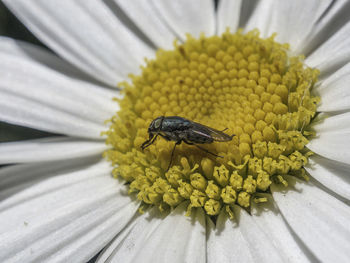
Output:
[{"xmin": 141, "ymin": 116, "xmax": 234, "ymax": 171}]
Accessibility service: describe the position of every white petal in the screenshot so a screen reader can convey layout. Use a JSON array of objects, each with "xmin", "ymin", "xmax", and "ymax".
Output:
[
  {"xmin": 208, "ymin": 203, "xmax": 305, "ymax": 263},
  {"xmin": 0, "ymin": 137, "xmax": 107, "ymax": 164},
  {"xmin": 306, "ymin": 21, "xmax": 350, "ymax": 78},
  {"xmin": 238, "ymin": 0, "xmax": 260, "ymax": 28},
  {"xmin": 216, "ymin": 0, "xmax": 242, "ymax": 35},
  {"xmin": 44, "ymin": 200, "xmax": 137, "ymax": 263},
  {"xmin": 4, "ymin": 0, "xmax": 154, "ymax": 86},
  {"xmin": 0, "ymin": 37, "xmax": 118, "ymax": 139},
  {"xmin": 307, "ymin": 112, "xmax": 350, "ymax": 164},
  {"xmin": 316, "ymin": 62, "xmax": 350, "ymax": 112},
  {"xmin": 244, "ymin": 0, "xmax": 274, "ymax": 37},
  {"xmin": 0, "ymin": 156, "xmax": 102, "ymax": 201},
  {"xmin": 238, "ymin": 208, "xmax": 285, "ymax": 262},
  {"xmin": 0, "ymin": 158, "xmax": 112, "ymax": 208},
  {"xmin": 250, "ymin": 196, "xmax": 312, "ymax": 262},
  {"xmin": 306, "ymin": 155, "xmax": 350, "ymax": 201},
  {"xmin": 97, "ymin": 208, "xmax": 166, "ymax": 263},
  {"xmin": 125, "ymin": 203, "xmax": 206, "ymax": 263},
  {"xmin": 0, "ymin": 91, "xmax": 104, "ymax": 140},
  {"xmin": 114, "ymin": 0, "xmax": 176, "ymax": 49},
  {"xmin": 151, "ymin": 0, "xmax": 215, "ymax": 41},
  {"xmin": 298, "ymin": 0, "xmax": 350, "ymax": 55},
  {"xmin": 0, "ymin": 159, "xmax": 138, "ymax": 263},
  {"xmin": 272, "ymin": 178, "xmax": 350, "ymax": 262},
  {"xmin": 245, "ymin": 0, "xmax": 332, "ymax": 51},
  {"xmin": 207, "ymin": 211, "xmax": 254, "ymax": 262},
  {"xmin": 0, "ymin": 36, "xmax": 91, "ymax": 82},
  {"xmin": 0, "ymin": 36, "xmax": 117, "ymax": 114},
  {"xmin": 268, "ymin": 0, "xmax": 332, "ymax": 52},
  {"xmin": 310, "ymin": 112, "xmax": 350, "ymax": 133}
]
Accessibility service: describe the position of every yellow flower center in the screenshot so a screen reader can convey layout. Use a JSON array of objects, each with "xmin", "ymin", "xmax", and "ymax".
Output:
[{"xmin": 104, "ymin": 30, "xmax": 319, "ymax": 219}]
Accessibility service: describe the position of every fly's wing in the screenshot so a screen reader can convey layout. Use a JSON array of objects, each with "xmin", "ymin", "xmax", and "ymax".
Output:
[{"xmin": 190, "ymin": 121, "xmax": 234, "ymax": 142}]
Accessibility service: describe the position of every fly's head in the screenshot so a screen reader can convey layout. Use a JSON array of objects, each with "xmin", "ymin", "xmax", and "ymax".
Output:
[
  {"xmin": 148, "ymin": 116, "xmax": 164, "ymax": 135},
  {"xmin": 141, "ymin": 116, "xmax": 164, "ymax": 151}
]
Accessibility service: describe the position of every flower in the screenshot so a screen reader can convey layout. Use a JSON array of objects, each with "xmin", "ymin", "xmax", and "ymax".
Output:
[{"xmin": 1, "ymin": 0, "xmax": 350, "ymax": 262}]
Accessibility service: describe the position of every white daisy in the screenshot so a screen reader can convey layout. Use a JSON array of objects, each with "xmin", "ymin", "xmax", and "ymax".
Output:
[{"xmin": 1, "ymin": 0, "xmax": 350, "ymax": 262}]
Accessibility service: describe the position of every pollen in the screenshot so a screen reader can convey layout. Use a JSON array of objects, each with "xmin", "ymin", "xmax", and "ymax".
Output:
[{"xmin": 104, "ymin": 30, "xmax": 319, "ymax": 219}]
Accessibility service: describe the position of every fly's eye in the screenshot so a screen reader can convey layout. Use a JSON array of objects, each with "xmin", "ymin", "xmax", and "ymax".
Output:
[{"xmin": 153, "ymin": 118, "xmax": 162, "ymax": 129}]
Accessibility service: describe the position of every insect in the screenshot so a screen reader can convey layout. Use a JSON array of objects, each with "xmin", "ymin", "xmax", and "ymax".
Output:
[{"xmin": 141, "ymin": 116, "xmax": 234, "ymax": 171}]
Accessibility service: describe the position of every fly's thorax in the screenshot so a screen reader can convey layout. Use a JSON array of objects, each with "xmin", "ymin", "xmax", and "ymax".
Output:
[
  {"xmin": 161, "ymin": 116, "xmax": 192, "ymax": 132},
  {"xmin": 104, "ymin": 29, "xmax": 319, "ymax": 220}
]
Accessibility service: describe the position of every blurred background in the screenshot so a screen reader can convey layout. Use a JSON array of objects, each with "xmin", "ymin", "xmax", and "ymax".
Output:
[{"xmin": 0, "ymin": 2, "xmax": 53, "ymax": 142}]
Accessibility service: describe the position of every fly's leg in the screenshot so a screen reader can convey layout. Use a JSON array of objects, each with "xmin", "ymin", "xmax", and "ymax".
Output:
[
  {"xmin": 183, "ymin": 140, "xmax": 224, "ymax": 158},
  {"xmin": 166, "ymin": 140, "xmax": 182, "ymax": 172},
  {"xmin": 194, "ymin": 144, "xmax": 224, "ymax": 158},
  {"xmin": 141, "ymin": 134, "xmax": 158, "ymax": 151}
]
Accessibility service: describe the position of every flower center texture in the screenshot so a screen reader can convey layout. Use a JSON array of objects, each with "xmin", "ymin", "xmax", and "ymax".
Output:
[{"xmin": 104, "ymin": 30, "xmax": 319, "ymax": 218}]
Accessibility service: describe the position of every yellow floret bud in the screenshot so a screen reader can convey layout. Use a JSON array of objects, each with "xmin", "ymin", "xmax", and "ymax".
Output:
[
  {"xmin": 257, "ymin": 170, "xmax": 272, "ymax": 191},
  {"xmin": 221, "ymin": 186, "xmax": 237, "ymax": 204},
  {"xmin": 248, "ymin": 157, "xmax": 263, "ymax": 176},
  {"xmin": 289, "ymin": 151, "xmax": 308, "ymax": 170},
  {"xmin": 152, "ymin": 178, "xmax": 171, "ymax": 194},
  {"xmin": 177, "ymin": 180, "xmax": 194, "ymax": 199},
  {"xmin": 204, "ymin": 199, "xmax": 222, "ymax": 215},
  {"xmin": 190, "ymin": 173, "xmax": 208, "ymax": 192},
  {"xmin": 165, "ymin": 167, "xmax": 185, "ymax": 187},
  {"xmin": 229, "ymin": 171, "xmax": 243, "ymax": 191},
  {"xmin": 190, "ymin": 189, "xmax": 207, "ymax": 207},
  {"xmin": 238, "ymin": 192, "xmax": 251, "ymax": 207},
  {"xmin": 163, "ymin": 188, "xmax": 184, "ymax": 206},
  {"xmin": 213, "ymin": 165, "xmax": 230, "ymax": 187},
  {"xmin": 140, "ymin": 186, "xmax": 162, "ymax": 204},
  {"xmin": 205, "ymin": 180, "xmax": 221, "ymax": 199},
  {"xmin": 243, "ymin": 175, "xmax": 257, "ymax": 194},
  {"xmin": 252, "ymin": 141, "xmax": 268, "ymax": 159}
]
